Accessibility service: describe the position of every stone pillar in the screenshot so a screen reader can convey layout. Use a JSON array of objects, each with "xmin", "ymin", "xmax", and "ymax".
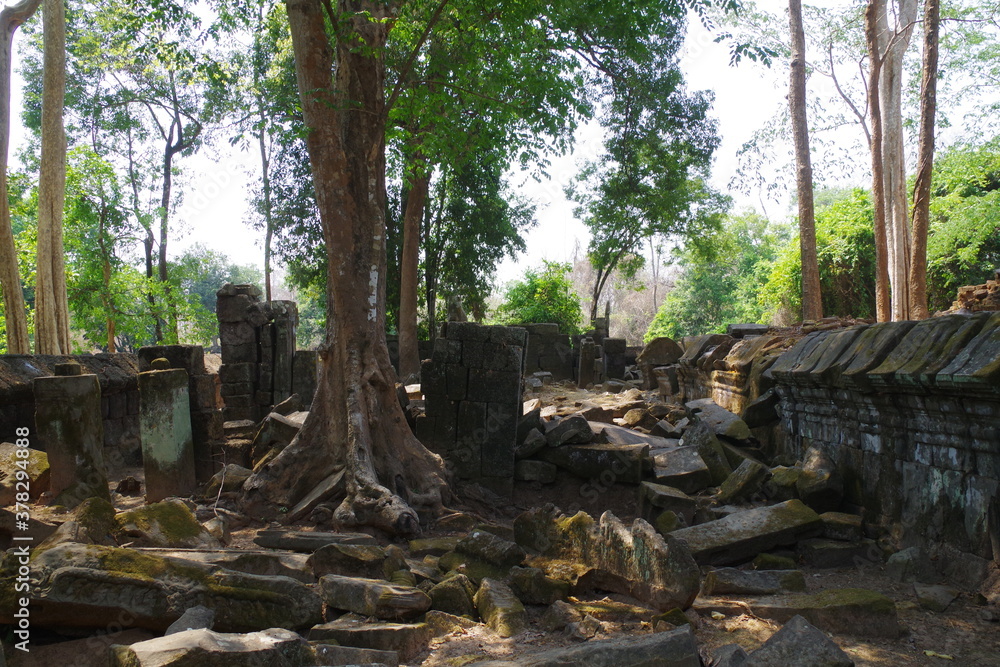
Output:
[
  {"xmin": 217, "ymin": 283, "xmax": 263, "ymax": 422},
  {"xmin": 138, "ymin": 344, "xmax": 222, "ymax": 483},
  {"xmin": 417, "ymin": 322, "xmax": 526, "ymax": 497},
  {"xmin": 270, "ymin": 301, "xmax": 298, "ymax": 404},
  {"xmin": 603, "ymin": 338, "xmax": 627, "ymax": 380},
  {"xmin": 577, "ymin": 338, "xmax": 597, "ymax": 388},
  {"xmin": 33, "ymin": 362, "xmax": 110, "ymax": 507},
  {"xmin": 139, "ymin": 360, "xmax": 197, "ymax": 503}
]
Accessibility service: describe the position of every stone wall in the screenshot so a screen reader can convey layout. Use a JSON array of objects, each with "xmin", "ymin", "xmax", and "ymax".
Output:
[
  {"xmin": 663, "ymin": 314, "xmax": 1000, "ymax": 567},
  {"xmin": 216, "ymin": 283, "xmax": 300, "ymax": 422},
  {"xmin": 521, "ymin": 323, "xmax": 574, "ymax": 381},
  {"xmin": 0, "ymin": 354, "xmax": 140, "ymax": 468},
  {"xmin": 417, "ymin": 322, "xmax": 527, "ymax": 495}
]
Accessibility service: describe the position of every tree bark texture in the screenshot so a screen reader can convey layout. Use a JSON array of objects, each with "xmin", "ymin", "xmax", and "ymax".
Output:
[
  {"xmin": 398, "ymin": 161, "xmax": 429, "ymax": 381},
  {"xmin": 35, "ymin": 0, "xmax": 70, "ymax": 354},
  {"xmin": 788, "ymin": 0, "xmax": 823, "ymax": 322},
  {"xmin": 908, "ymin": 0, "xmax": 939, "ymax": 320},
  {"xmin": 871, "ymin": 0, "xmax": 918, "ymax": 322},
  {"xmin": 243, "ymin": 0, "xmax": 447, "ymax": 536},
  {"xmin": 0, "ymin": 0, "xmax": 39, "ymax": 354}
]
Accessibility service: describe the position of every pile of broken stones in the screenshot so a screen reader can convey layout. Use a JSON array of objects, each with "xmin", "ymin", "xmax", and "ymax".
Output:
[{"xmin": 1, "ymin": 385, "xmax": 997, "ymax": 665}]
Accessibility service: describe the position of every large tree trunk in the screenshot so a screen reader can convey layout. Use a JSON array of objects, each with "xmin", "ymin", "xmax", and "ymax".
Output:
[
  {"xmin": 865, "ymin": 1, "xmax": 892, "ymax": 323},
  {"xmin": 870, "ymin": 0, "xmax": 918, "ymax": 322},
  {"xmin": 398, "ymin": 159, "xmax": 429, "ymax": 381},
  {"xmin": 788, "ymin": 0, "xmax": 823, "ymax": 322},
  {"xmin": 0, "ymin": 0, "xmax": 39, "ymax": 354},
  {"xmin": 242, "ymin": 0, "xmax": 447, "ymax": 536},
  {"xmin": 35, "ymin": 0, "xmax": 70, "ymax": 355},
  {"xmin": 908, "ymin": 0, "xmax": 939, "ymax": 320}
]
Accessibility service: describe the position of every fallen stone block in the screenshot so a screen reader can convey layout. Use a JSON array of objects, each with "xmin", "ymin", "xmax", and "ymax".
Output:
[
  {"xmin": 408, "ymin": 536, "xmax": 461, "ymax": 558},
  {"xmin": 319, "ymin": 574, "xmax": 431, "ymax": 621},
  {"xmin": 685, "ymin": 399, "xmax": 751, "ymax": 440},
  {"xmin": 545, "ymin": 415, "xmax": 594, "ymax": 445},
  {"xmin": 308, "ymin": 617, "xmax": 430, "ymax": 662},
  {"xmin": 539, "ymin": 442, "xmax": 647, "ymax": 484},
  {"xmin": 428, "ymin": 573, "xmax": 477, "ymax": 618},
  {"xmin": 744, "ymin": 614, "xmax": 853, "ymax": 666},
  {"xmin": 110, "ymin": 627, "xmax": 317, "ymax": 666},
  {"xmin": 311, "ymin": 643, "xmax": 399, "ymax": 667},
  {"xmin": 671, "ymin": 500, "xmax": 822, "ymax": 565},
  {"xmin": 253, "ymin": 529, "xmax": 377, "ymax": 552},
  {"xmin": 716, "ymin": 459, "xmax": 771, "ymax": 505},
  {"xmin": 914, "ymin": 583, "xmax": 961, "ymax": 612},
  {"xmin": 762, "ymin": 466, "xmax": 801, "ymax": 501},
  {"xmin": 2, "ymin": 542, "xmax": 322, "ymax": 632},
  {"xmin": 819, "ymin": 512, "xmax": 863, "ymax": 542},
  {"xmin": 476, "ymin": 624, "xmax": 700, "ymax": 666},
  {"xmin": 592, "ymin": 422, "xmax": 678, "ymax": 449},
  {"xmin": 507, "ymin": 566, "xmax": 569, "ymax": 605},
  {"xmin": 513, "ymin": 507, "xmax": 700, "ymax": 610},
  {"xmin": 639, "ymin": 481, "xmax": 697, "ymax": 524},
  {"xmin": 515, "ymin": 429, "xmax": 548, "ymax": 459},
  {"xmin": 458, "ymin": 529, "xmax": 527, "ymax": 569},
  {"xmin": 702, "ymin": 567, "xmax": 806, "ymax": 595},
  {"xmin": 475, "ymin": 577, "xmax": 527, "ymax": 637},
  {"xmin": 165, "ymin": 605, "xmax": 215, "ymax": 635},
  {"xmin": 307, "ymin": 542, "xmax": 388, "ymax": 580},
  {"xmin": 0, "ymin": 442, "xmax": 50, "ymax": 502},
  {"xmin": 115, "ymin": 499, "xmax": 221, "ymax": 549},
  {"xmin": 651, "ymin": 446, "xmax": 712, "ymax": 494},
  {"xmin": 680, "ymin": 420, "xmax": 731, "ymax": 486},
  {"xmin": 711, "ymin": 644, "xmax": 750, "ymax": 667},
  {"xmin": 135, "ymin": 548, "xmax": 312, "ymax": 583},
  {"xmin": 798, "ymin": 538, "xmax": 880, "ymax": 569}
]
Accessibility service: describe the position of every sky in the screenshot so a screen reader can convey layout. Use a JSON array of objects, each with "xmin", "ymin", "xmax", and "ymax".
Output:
[{"xmin": 6, "ymin": 2, "xmax": 844, "ymax": 289}]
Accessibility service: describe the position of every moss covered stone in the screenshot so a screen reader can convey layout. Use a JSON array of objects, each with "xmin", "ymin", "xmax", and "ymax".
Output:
[{"xmin": 115, "ymin": 499, "xmax": 219, "ymax": 548}]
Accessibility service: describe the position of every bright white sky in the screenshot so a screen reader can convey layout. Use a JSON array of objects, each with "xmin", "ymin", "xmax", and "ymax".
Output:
[{"xmin": 8, "ymin": 2, "xmax": 855, "ymax": 288}]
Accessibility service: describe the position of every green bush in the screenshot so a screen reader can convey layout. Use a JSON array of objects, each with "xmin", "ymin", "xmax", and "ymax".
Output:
[{"xmin": 493, "ymin": 261, "xmax": 583, "ymax": 334}]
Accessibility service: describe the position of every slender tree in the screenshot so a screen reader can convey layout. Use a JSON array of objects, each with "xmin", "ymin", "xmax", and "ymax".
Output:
[
  {"xmin": 0, "ymin": 0, "xmax": 40, "ymax": 353},
  {"xmin": 865, "ymin": 1, "xmax": 892, "ymax": 322},
  {"xmin": 908, "ymin": 0, "xmax": 939, "ymax": 320},
  {"xmin": 788, "ymin": 0, "xmax": 823, "ymax": 321}
]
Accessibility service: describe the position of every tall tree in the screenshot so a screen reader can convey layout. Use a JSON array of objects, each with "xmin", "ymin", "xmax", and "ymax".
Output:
[
  {"xmin": 908, "ymin": 0, "xmax": 940, "ymax": 320},
  {"xmin": 242, "ymin": 0, "xmax": 447, "ymax": 536},
  {"xmin": 35, "ymin": 0, "xmax": 70, "ymax": 354},
  {"xmin": 0, "ymin": 0, "xmax": 39, "ymax": 354},
  {"xmin": 866, "ymin": 0, "xmax": 918, "ymax": 321},
  {"xmin": 788, "ymin": 0, "xmax": 822, "ymax": 321}
]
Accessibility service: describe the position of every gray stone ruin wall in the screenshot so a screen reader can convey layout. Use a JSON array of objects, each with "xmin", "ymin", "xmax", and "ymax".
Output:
[
  {"xmin": 663, "ymin": 314, "xmax": 1000, "ymax": 569},
  {"xmin": 136, "ymin": 345, "xmax": 223, "ymax": 482},
  {"xmin": 216, "ymin": 283, "xmax": 307, "ymax": 421},
  {"xmin": 521, "ymin": 323, "xmax": 574, "ymax": 380},
  {"xmin": 417, "ymin": 322, "xmax": 527, "ymax": 496},
  {"xmin": 0, "ymin": 354, "xmax": 141, "ymax": 468}
]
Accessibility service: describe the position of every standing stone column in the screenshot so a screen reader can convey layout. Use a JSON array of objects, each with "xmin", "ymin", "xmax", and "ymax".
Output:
[
  {"xmin": 139, "ymin": 360, "xmax": 196, "ymax": 502},
  {"xmin": 577, "ymin": 338, "xmax": 597, "ymax": 388},
  {"xmin": 33, "ymin": 361, "xmax": 110, "ymax": 507}
]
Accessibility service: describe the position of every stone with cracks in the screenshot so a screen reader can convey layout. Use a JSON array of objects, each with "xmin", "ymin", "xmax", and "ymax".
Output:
[
  {"xmin": 319, "ymin": 574, "xmax": 431, "ymax": 620},
  {"xmin": 110, "ymin": 628, "xmax": 319, "ymax": 666},
  {"xmin": 651, "ymin": 447, "xmax": 712, "ymax": 494},
  {"xmin": 685, "ymin": 399, "xmax": 751, "ymax": 440},
  {"xmin": 507, "ymin": 566, "xmax": 569, "ymax": 605},
  {"xmin": 253, "ymin": 529, "xmax": 377, "ymax": 551},
  {"xmin": 136, "ymin": 548, "xmax": 312, "ymax": 583},
  {"xmin": 307, "ymin": 543, "xmax": 387, "ymax": 579},
  {"xmin": 671, "ymin": 500, "xmax": 822, "ymax": 565},
  {"xmin": 428, "ymin": 573, "xmax": 478, "ymax": 619},
  {"xmin": 680, "ymin": 420, "xmax": 732, "ymax": 486},
  {"xmin": 165, "ymin": 605, "xmax": 215, "ymax": 635},
  {"xmin": 513, "ymin": 507, "xmax": 701, "ymax": 610},
  {"xmin": 457, "ymin": 528, "xmax": 527, "ymax": 568},
  {"xmin": 744, "ymin": 614, "xmax": 854, "ymax": 666},
  {"xmin": 474, "ymin": 577, "xmax": 527, "ymax": 637},
  {"xmin": 475, "ymin": 624, "xmax": 700, "ymax": 667},
  {"xmin": 0, "ymin": 542, "xmax": 322, "ymax": 632},
  {"xmin": 115, "ymin": 499, "xmax": 222, "ymax": 549},
  {"xmin": 312, "ymin": 644, "xmax": 400, "ymax": 667}
]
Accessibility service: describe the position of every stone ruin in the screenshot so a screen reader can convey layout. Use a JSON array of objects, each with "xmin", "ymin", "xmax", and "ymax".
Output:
[{"xmin": 1, "ymin": 283, "xmax": 1000, "ymax": 664}]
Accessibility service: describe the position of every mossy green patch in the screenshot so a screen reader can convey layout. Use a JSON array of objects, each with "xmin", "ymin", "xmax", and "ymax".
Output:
[
  {"xmin": 571, "ymin": 598, "xmax": 656, "ymax": 623},
  {"xmin": 808, "ymin": 587, "xmax": 896, "ymax": 614},
  {"xmin": 115, "ymin": 500, "xmax": 205, "ymax": 544}
]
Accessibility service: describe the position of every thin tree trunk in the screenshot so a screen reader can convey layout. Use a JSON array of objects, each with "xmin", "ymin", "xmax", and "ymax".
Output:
[
  {"xmin": 398, "ymin": 159, "xmax": 429, "ymax": 380},
  {"xmin": 35, "ymin": 0, "xmax": 69, "ymax": 354},
  {"xmin": 866, "ymin": 1, "xmax": 892, "ymax": 323},
  {"xmin": 0, "ymin": 0, "xmax": 38, "ymax": 354},
  {"xmin": 97, "ymin": 204, "xmax": 116, "ymax": 353},
  {"xmin": 243, "ymin": 0, "xmax": 447, "ymax": 536},
  {"xmin": 159, "ymin": 142, "xmax": 176, "ymax": 342},
  {"xmin": 789, "ymin": 0, "xmax": 823, "ymax": 322},
  {"xmin": 909, "ymin": 0, "xmax": 939, "ymax": 320},
  {"xmin": 258, "ymin": 128, "xmax": 274, "ymax": 302}
]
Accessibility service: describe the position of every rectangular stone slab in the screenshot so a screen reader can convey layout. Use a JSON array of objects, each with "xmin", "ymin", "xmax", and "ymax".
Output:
[
  {"xmin": 308, "ymin": 619, "xmax": 430, "ymax": 662},
  {"xmin": 135, "ymin": 548, "xmax": 313, "ymax": 582},
  {"xmin": 253, "ymin": 530, "xmax": 377, "ymax": 552},
  {"xmin": 671, "ymin": 500, "xmax": 822, "ymax": 565},
  {"xmin": 539, "ymin": 443, "xmax": 648, "ymax": 484},
  {"xmin": 651, "ymin": 446, "xmax": 711, "ymax": 495}
]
